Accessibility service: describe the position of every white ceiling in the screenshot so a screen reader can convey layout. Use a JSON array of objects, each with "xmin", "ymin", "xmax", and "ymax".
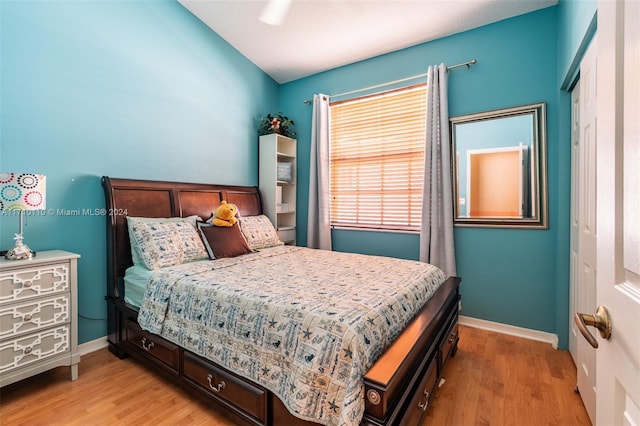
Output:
[{"xmin": 178, "ymin": 0, "xmax": 557, "ymax": 84}]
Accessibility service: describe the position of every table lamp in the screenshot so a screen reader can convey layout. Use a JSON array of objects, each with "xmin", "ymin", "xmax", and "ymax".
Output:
[{"xmin": 0, "ymin": 172, "xmax": 46, "ymax": 260}]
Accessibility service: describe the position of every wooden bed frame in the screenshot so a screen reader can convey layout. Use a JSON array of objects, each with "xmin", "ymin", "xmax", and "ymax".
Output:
[{"xmin": 102, "ymin": 176, "xmax": 461, "ymax": 426}]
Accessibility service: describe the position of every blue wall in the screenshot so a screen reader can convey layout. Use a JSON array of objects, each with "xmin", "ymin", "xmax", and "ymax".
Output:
[
  {"xmin": 557, "ymin": 0, "xmax": 597, "ymax": 89},
  {"xmin": 280, "ymin": 7, "xmax": 568, "ymax": 344},
  {"xmin": 0, "ymin": 1, "xmax": 279, "ymax": 343}
]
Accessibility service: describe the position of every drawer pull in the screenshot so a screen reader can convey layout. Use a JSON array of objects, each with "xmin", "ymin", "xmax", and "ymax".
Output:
[
  {"xmin": 417, "ymin": 390, "xmax": 430, "ymax": 411},
  {"xmin": 141, "ymin": 338, "xmax": 154, "ymax": 351},
  {"xmin": 206, "ymin": 373, "xmax": 226, "ymax": 392},
  {"xmin": 449, "ymin": 334, "xmax": 456, "ymax": 343},
  {"xmin": 24, "ymin": 347, "xmax": 33, "ymax": 355},
  {"xmin": 24, "ymin": 281, "xmax": 33, "ymax": 288},
  {"xmin": 24, "ymin": 314, "xmax": 33, "ymax": 321}
]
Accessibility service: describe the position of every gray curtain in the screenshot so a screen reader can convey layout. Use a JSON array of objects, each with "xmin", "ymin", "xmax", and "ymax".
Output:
[
  {"xmin": 307, "ymin": 94, "xmax": 332, "ymax": 250},
  {"xmin": 420, "ymin": 64, "xmax": 457, "ymax": 277}
]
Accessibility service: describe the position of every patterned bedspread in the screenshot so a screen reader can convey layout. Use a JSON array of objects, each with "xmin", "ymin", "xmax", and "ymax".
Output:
[{"xmin": 138, "ymin": 246, "xmax": 445, "ymax": 426}]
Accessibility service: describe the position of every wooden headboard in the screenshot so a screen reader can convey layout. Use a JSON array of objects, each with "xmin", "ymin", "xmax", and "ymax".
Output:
[{"xmin": 101, "ymin": 177, "xmax": 263, "ymax": 301}]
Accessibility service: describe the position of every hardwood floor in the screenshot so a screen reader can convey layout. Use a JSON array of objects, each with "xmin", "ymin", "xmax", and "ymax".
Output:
[
  {"xmin": 425, "ymin": 326, "xmax": 591, "ymax": 426},
  {"xmin": 0, "ymin": 326, "xmax": 591, "ymax": 426}
]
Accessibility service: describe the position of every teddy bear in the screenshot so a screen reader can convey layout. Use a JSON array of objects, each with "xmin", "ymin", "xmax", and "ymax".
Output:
[{"xmin": 210, "ymin": 200, "xmax": 239, "ymax": 227}]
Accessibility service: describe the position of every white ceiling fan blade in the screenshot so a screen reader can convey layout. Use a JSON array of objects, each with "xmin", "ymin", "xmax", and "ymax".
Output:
[{"xmin": 259, "ymin": 0, "xmax": 292, "ymax": 26}]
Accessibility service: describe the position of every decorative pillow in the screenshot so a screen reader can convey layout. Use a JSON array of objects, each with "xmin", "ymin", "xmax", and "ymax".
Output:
[
  {"xmin": 128, "ymin": 217, "xmax": 208, "ymax": 270},
  {"xmin": 239, "ymin": 215, "xmax": 284, "ymax": 250},
  {"xmin": 198, "ymin": 222, "xmax": 252, "ymax": 259},
  {"xmin": 127, "ymin": 216, "xmax": 200, "ymax": 266}
]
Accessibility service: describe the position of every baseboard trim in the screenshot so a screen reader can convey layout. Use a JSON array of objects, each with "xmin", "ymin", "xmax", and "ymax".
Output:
[
  {"xmin": 78, "ymin": 337, "xmax": 109, "ymax": 356},
  {"xmin": 459, "ymin": 315, "xmax": 559, "ymax": 349}
]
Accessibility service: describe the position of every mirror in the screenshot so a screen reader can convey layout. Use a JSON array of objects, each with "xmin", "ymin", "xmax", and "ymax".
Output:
[{"xmin": 450, "ymin": 102, "xmax": 547, "ymax": 228}]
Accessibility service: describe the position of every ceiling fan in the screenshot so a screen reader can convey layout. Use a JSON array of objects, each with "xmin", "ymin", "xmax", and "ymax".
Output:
[{"xmin": 259, "ymin": 0, "xmax": 293, "ymax": 26}]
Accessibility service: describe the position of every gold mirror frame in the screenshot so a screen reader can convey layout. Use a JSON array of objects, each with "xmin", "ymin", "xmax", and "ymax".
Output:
[{"xmin": 450, "ymin": 102, "xmax": 548, "ymax": 228}]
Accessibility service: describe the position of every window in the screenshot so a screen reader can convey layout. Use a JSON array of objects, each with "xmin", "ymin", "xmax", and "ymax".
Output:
[{"xmin": 329, "ymin": 84, "xmax": 427, "ymax": 231}]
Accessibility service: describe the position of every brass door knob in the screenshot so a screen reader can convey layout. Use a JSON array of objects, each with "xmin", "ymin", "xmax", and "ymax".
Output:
[{"xmin": 574, "ymin": 305, "xmax": 612, "ymax": 348}]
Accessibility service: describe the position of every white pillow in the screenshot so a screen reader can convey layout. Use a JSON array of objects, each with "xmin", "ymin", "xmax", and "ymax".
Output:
[
  {"xmin": 127, "ymin": 216, "xmax": 206, "ymax": 269},
  {"xmin": 239, "ymin": 215, "xmax": 284, "ymax": 250}
]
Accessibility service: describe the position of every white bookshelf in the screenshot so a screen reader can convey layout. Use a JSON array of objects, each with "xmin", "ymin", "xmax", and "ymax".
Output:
[{"xmin": 259, "ymin": 134, "xmax": 296, "ymax": 244}]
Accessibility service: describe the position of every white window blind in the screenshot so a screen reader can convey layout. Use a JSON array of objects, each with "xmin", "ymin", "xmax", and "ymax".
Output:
[{"xmin": 330, "ymin": 84, "xmax": 427, "ymax": 231}]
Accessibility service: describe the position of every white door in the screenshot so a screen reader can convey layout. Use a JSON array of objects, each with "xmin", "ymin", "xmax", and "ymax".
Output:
[
  {"xmin": 570, "ymin": 80, "xmax": 579, "ymax": 362},
  {"xmin": 571, "ymin": 38, "xmax": 598, "ymax": 424},
  {"xmin": 580, "ymin": 0, "xmax": 640, "ymax": 424}
]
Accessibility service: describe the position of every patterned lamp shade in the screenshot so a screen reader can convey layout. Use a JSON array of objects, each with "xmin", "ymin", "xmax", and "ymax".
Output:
[
  {"xmin": 0, "ymin": 172, "xmax": 46, "ymax": 260},
  {"xmin": 0, "ymin": 172, "xmax": 46, "ymax": 211}
]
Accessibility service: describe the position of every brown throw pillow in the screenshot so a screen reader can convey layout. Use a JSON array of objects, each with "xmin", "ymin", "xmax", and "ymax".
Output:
[{"xmin": 198, "ymin": 223, "xmax": 252, "ymax": 259}]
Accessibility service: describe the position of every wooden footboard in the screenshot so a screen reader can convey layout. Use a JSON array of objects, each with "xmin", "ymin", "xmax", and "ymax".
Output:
[{"xmin": 102, "ymin": 176, "xmax": 461, "ymax": 425}]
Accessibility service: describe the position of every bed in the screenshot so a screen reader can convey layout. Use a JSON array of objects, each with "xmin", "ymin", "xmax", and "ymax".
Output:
[{"xmin": 102, "ymin": 176, "xmax": 461, "ymax": 426}]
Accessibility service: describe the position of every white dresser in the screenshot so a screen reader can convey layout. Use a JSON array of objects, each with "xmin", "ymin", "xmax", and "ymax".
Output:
[{"xmin": 0, "ymin": 250, "xmax": 80, "ymax": 387}]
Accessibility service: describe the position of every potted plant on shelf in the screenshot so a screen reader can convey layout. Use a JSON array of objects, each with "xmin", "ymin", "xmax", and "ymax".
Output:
[{"xmin": 258, "ymin": 112, "xmax": 296, "ymax": 138}]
